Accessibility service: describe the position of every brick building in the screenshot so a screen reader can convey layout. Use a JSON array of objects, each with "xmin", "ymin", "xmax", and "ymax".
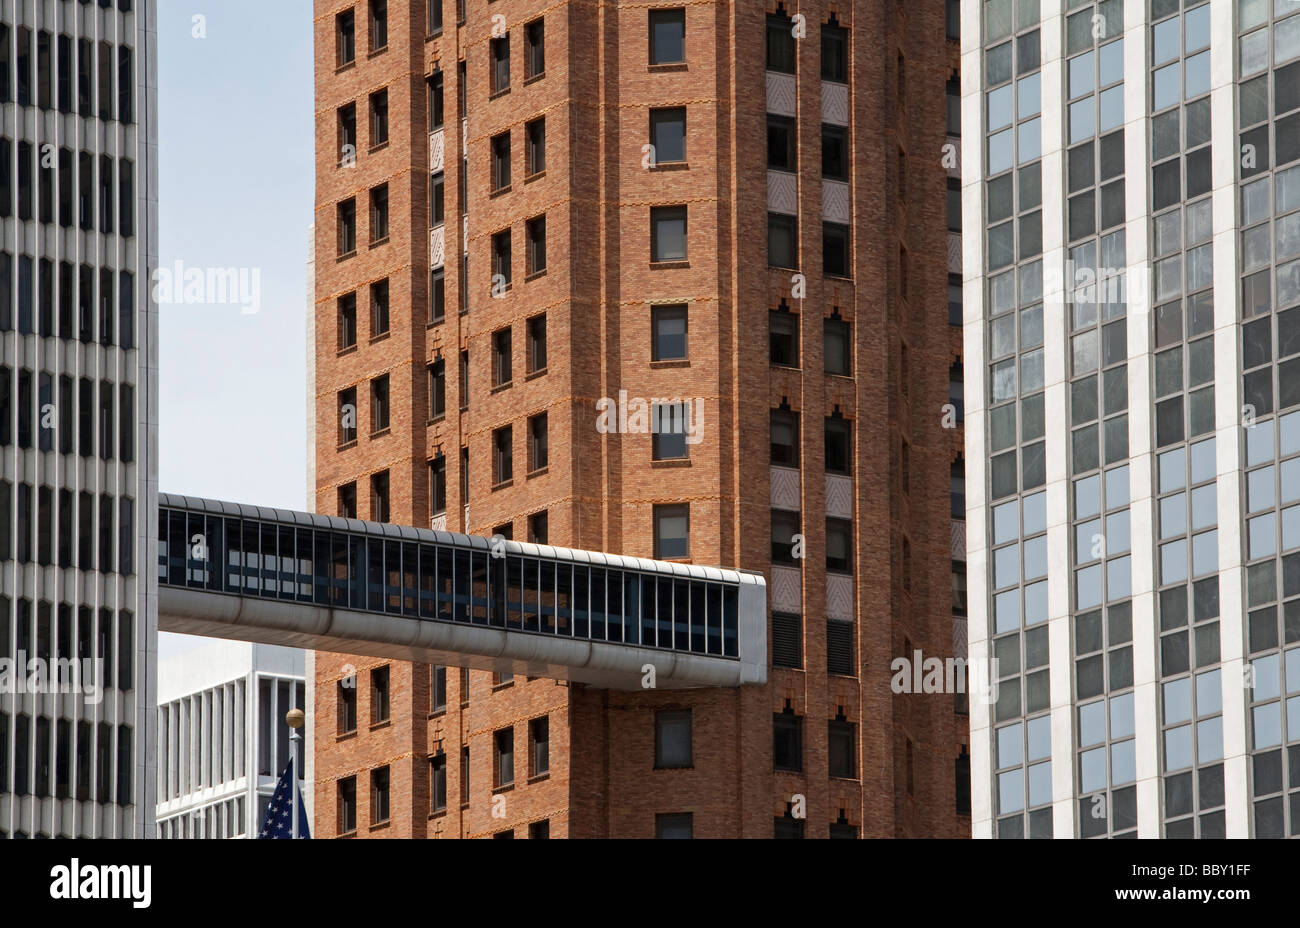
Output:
[{"xmin": 310, "ymin": 0, "xmax": 962, "ymax": 838}]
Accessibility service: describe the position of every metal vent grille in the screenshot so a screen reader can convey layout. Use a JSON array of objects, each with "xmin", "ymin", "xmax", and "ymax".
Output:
[
  {"xmin": 827, "ymin": 619, "xmax": 855, "ymax": 676},
  {"xmin": 772, "ymin": 611, "xmax": 802, "ymax": 668}
]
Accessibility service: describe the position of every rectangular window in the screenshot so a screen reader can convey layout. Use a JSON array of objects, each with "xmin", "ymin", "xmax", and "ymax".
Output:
[
  {"xmin": 369, "ymin": 0, "xmax": 388, "ymax": 52},
  {"xmin": 494, "ymin": 728, "xmax": 514, "ymax": 787},
  {"xmin": 119, "ymin": 160, "xmax": 133, "ymax": 236},
  {"xmin": 824, "ymin": 223, "xmax": 850, "ymax": 278},
  {"xmin": 650, "ymin": 107, "xmax": 687, "ymax": 163},
  {"xmin": 369, "ymin": 184, "xmax": 389, "ymax": 243},
  {"xmin": 338, "ymin": 293, "xmax": 357, "ymax": 350},
  {"xmin": 37, "ymin": 31, "xmax": 51, "ymax": 111},
  {"xmin": 337, "ymin": 10, "xmax": 356, "ymax": 67},
  {"xmin": 459, "ymin": 350, "xmax": 469, "ymax": 410},
  {"xmin": 338, "ymin": 482, "xmax": 357, "ymax": 519},
  {"xmin": 770, "ymin": 410, "xmax": 799, "ymax": 466},
  {"xmin": 653, "ymin": 504, "xmax": 689, "ymax": 559},
  {"xmin": 824, "ymin": 316, "xmax": 851, "ymax": 375},
  {"xmin": 770, "ymin": 310, "xmax": 798, "ymax": 366},
  {"xmin": 825, "ymin": 417, "xmax": 851, "ymax": 475},
  {"xmin": 493, "ymin": 327, "xmax": 512, "ymax": 386},
  {"xmin": 494, "ymin": 426, "xmax": 514, "ymax": 484},
  {"xmin": 57, "ymin": 34, "xmax": 71, "ymax": 112},
  {"xmin": 370, "ymin": 665, "xmax": 390, "ymax": 724},
  {"xmin": 768, "ymin": 213, "xmax": 797, "ymax": 268},
  {"xmin": 652, "ymin": 304, "xmax": 688, "ymax": 361},
  {"xmin": 654, "ymin": 709, "xmax": 692, "ymax": 768},
  {"xmin": 492, "ymin": 229, "xmax": 512, "ymax": 288},
  {"xmin": 97, "ymin": 40, "xmax": 112, "ymax": 119},
  {"xmin": 370, "ymin": 471, "xmax": 390, "ymax": 522},
  {"xmin": 338, "ymin": 776, "xmax": 357, "ymax": 832},
  {"xmin": 773, "ymin": 712, "xmax": 803, "ymax": 772},
  {"xmin": 529, "ymin": 511, "xmax": 548, "ymax": 544},
  {"xmin": 369, "ymin": 88, "xmax": 388, "ymax": 147},
  {"xmin": 652, "ymin": 404, "xmax": 690, "ymax": 460},
  {"xmin": 491, "ymin": 132, "xmax": 511, "ymax": 190},
  {"xmin": 430, "ymin": 456, "xmax": 447, "ymax": 515},
  {"xmin": 338, "ymin": 103, "xmax": 356, "ymax": 165},
  {"xmin": 370, "ymin": 374, "xmax": 390, "ymax": 433},
  {"xmin": 430, "ymin": 752, "xmax": 447, "ymax": 811},
  {"xmin": 370, "ymin": 766, "xmax": 390, "ymax": 824},
  {"xmin": 526, "ymin": 118, "xmax": 545, "ymax": 175},
  {"xmin": 828, "ymin": 718, "xmax": 857, "ymax": 778},
  {"xmin": 430, "ymin": 268, "xmax": 446, "ymax": 323},
  {"xmin": 490, "ymin": 35, "xmax": 510, "ymax": 94},
  {"xmin": 766, "ymin": 14, "xmax": 796, "ymax": 73},
  {"xmin": 431, "ymin": 665, "xmax": 447, "ymax": 712},
  {"xmin": 821, "ymin": 24, "xmax": 847, "ymax": 82},
  {"xmin": 370, "ymin": 279, "xmax": 389, "ymax": 337},
  {"xmin": 650, "ymin": 206, "xmax": 687, "ymax": 262},
  {"xmin": 337, "ymin": 679, "xmax": 357, "ymax": 733},
  {"xmin": 430, "ymin": 171, "xmax": 445, "ymax": 227},
  {"xmin": 338, "ymin": 387, "xmax": 357, "ymax": 445},
  {"xmin": 529, "ymin": 820, "xmax": 550, "ymax": 839},
  {"xmin": 526, "ymin": 215, "xmax": 546, "ymax": 275},
  {"xmin": 525, "ymin": 19, "xmax": 545, "ymax": 79},
  {"xmin": 827, "ymin": 518, "xmax": 852, "ymax": 574},
  {"xmin": 822, "ymin": 125, "xmax": 848, "ymax": 180},
  {"xmin": 77, "ymin": 38, "xmax": 92, "ymax": 115},
  {"xmin": 338, "ymin": 198, "xmax": 357, "ymax": 255},
  {"xmin": 118, "ymin": 47, "xmax": 133, "ymax": 122},
  {"xmin": 428, "ymin": 360, "xmax": 446, "ymax": 421},
  {"xmin": 428, "ymin": 0, "xmax": 444, "ymax": 35},
  {"xmin": 529, "ymin": 413, "xmax": 548, "ymax": 472},
  {"xmin": 428, "ymin": 71, "xmax": 444, "ymax": 128},
  {"xmin": 530, "ymin": 716, "xmax": 549, "ymax": 777},
  {"xmin": 771, "ymin": 510, "xmax": 800, "ymax": 565},
  {"xmin": 649, "ymin": 9, "xmax": 686, "ymax": 64},
  {"xmin": 767, "ymin": 116, "xmax": 797, "ymax": 171},
  {"xmin": 461, "ymin": 746, "xmax": 470, "ymax": 804},
  {"xmin": 527, "ymin": 314, "xmax": 547, "ymax": 373}
]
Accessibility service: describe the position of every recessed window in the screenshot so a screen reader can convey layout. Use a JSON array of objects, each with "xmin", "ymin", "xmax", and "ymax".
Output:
[
  {"xmin": 527, "ymin": 314, "xmax": 547, "ymax": 373},
  {"xmin": 337, "ymin": 198, "xmax": 356, "ymax": 256},
  {"xmin": 369, "ymin": 0, "xmax": 388, "ymax": 52},
  {"xmin": 651, "ymin": 206, "xmax": 687, "ymax": 262},
  {"xmin": 429, "ymin": 454, "xmax": 447, "ymax": 516},
  {"xmin": 525, "ymin": 19, "xmax": 545, "ymax": 79},
  {"xmin": 490, "ymin": 35, "xmax": 510, "ymax": 94},
  {"xmin": 370, "ymin": 765, "xmax": 390, "ymax": 824},
  {"xmin": 822, "ymin": 125, "xmax": 848, "ymax": 180},
  {"xmin": 828, "ymin": 716, "xmax": 857, "ymax": 778},
  {"xmin": 370, "ymin": 279, "xmax": 389, "ymax": 337},
  {"xmin": 494, "ymin": 728, "xmax": 514, "ymax": 788},
  {"xmin": 336, "ymin": 10, "xmax": 356, "ymax": 67},
  {"xmin": 371, "ymin": 665, "xmax": 390, "ymax": 723},
  {"xmin": 768, "ymin": 116, "xmax": 797, "ymax": 171},
  {"xmin": 370, "ymin": 471, "xmax": 390, "ymax": 522},
  {"xmin": 827, "ymin": 518, "xmax": 852, "ymax": 574},
  {"xmin": 430, "ymin": 752, "xmax": 447, "ymax": 812},
  {"xmin": 369, "ymin": 88, "xmax": 388, "ymax": 147},
  {"xmin": 654, "ymin": 709, "xmax": 692, "ymax": 768},
  {"xmin": 770, "ymin": 409, "xmax": 799, "ymax": 466},
  {"xmin": 652, "ymin": 403, "xmax": 690, "ymax": 460},
  {"xmin": 369, "ymin": 184, "xmax": 389, "ymax": 242},
  {"xmin": 771, "ymin": 510, "xmax": 800, "ymax": 565},
  {"xmin": 823, "ymin": 223, "xmax": 850, "ymax": 278},
  {"xmin": 338, "ymin": 293, "xmax": 357, "ymax": 350},
  {"xmin": 431, "ymin": 665, "xmax": 447, "ymax": 713},
  {"xmin": 428, "ymin": 0, "xmax": 444, "ymax": 36},
  {"xmin": 338, "ymin": 776, "xmax": 357, "ymax": 832},
  {"xmin": 526, "ymin": 215, "xmax": 547, "ymax": 275},
  {"xmin": 491, "ymin": 131, "xmax": 511, "ymax": 190},
  {"xmin": 526, "ymin": 117, "xmax": 546, "ymax": 175},
  {"xmin": 652, "ymin": 304, "xmax": 688, "ymax": 361},
  {"xmin": 527, "ymin": 716, "xmax": 549, "ymax": 777},
  {"xmin": 430, "ymin": 172, "xmax": 445, "ymax": 227},
  {"xmin": 649, "ymin": 8, "xmax": 686, "ymax": 64},
  {"xmin": 825, "ymin": 416, "xmax": 851, "ymax": 475},
  {"xmin": 821, "ymin": 23, "xmax": 847, "ymax": 82},
  {"xmin": 653, "ymin": 504, "xmax": 689, "ymax": 559},
  {"xmin": 493, "ymin": 327, "xmax": 512, "ymax": 386},
  {"xmin": 337, "ymin": 679, "xmax": 357, "ymax": 734},
  {"xmin": 428, "ymin": 71, "xmax": 444, "ymax": 128},
  {"xmin": 769, "ymin": 308, "xmax": 798, "ymax": 366},
  {"xmin": 460, "ymin": 746, "xmax": 470, "ymax": 803},
  {"xmin": 650, "ymin": 107, "xmax": 687, "ymax": 163},
  {"xmin": 529, "ymin": 413, "xmax": 548, "ymax": 472},
  {"xmin": 337, "ymin": 103, "xmax": 356, "ymax": 165},
  {"xmin": 492, "ymin": 229, "xmax": 512, "ymax": 288},
  {"xmin": 824, "ymin": 315, "xmax": 851, "ymax": 375},
  {"xmin": 338, "ymin": 387, "xmax": 357, "ymax": 445},
  {"xmin": 338, "ymin": 482, "xmax": 357, "ymax": 519},
  {"xmin": 430, "ymin": 268, "xmax": 446, "ymax": 323},
  {"xmin": 459, "ymin": 350, "xmax": 469, "ymax": 411},
  {"xmin": 766, "ymin": 13, "xmax": 796, "ymax": 73},
  {"xmin": 529, "ymin": 511, "xmax": 548, "ymax": 544},
  {"xmin": 493, "ymin": 425, "xmax": 514, "ymax": 484},
  {"xmin": 428, "ymin": 359, "xmax": 446, "ymax": 421},
  {"xmin": 370, "ymin": 374, "xmax": 390, "ymax": 433},
  {"xmin": 768, "ymin": 213, "xmax": 797, "ymax": 268},
  {"xmin": 656, "ymin": 812, "xmax": 693, "ymax": 838}
]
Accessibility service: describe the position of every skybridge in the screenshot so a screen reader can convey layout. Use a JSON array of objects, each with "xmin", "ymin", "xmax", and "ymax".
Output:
[{"xmin": 156, "ymin": 495, "xmax": 767, "ymax": 690}]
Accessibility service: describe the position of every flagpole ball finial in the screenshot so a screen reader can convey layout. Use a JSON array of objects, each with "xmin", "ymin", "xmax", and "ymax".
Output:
[{"xmin": 286, "ymin": 708, "xmax": 305, "ymax": 729}]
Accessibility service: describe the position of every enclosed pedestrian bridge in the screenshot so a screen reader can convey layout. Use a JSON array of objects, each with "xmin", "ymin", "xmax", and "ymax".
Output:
[{"xmin": 157, "ymin": 495, "xmax": 766, "ymax": 690}]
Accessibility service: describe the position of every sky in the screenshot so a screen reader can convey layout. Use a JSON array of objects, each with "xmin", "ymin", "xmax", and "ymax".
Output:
[{"xmin": 157, "ymin": 1, "xmax": 314, "ymax": 656}]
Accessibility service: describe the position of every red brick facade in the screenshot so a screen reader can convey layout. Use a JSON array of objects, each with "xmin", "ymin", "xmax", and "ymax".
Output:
[{"xmin": 312, "ymin": 0, "xmax": 964, "ymax": 838}]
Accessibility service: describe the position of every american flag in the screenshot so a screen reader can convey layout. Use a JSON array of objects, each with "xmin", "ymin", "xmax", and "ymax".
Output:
[{"xmin": 257, "ymin": 757, "xmax": 312, "ymax": 839}]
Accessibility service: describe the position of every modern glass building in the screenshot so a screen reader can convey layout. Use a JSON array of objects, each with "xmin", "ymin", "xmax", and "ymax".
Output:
[
  {"xmin": 966, "ymin": 0, "xmax": 1300, "ymax": 838},
  {"xmin": 0, "ymin": 0, "xmax": 158, "ymax": 838}
]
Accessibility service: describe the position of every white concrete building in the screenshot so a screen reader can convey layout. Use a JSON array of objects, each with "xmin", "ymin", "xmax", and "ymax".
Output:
[{"xmin": 155, "ymin": 640, "xmax": 305, "ymax": 839}]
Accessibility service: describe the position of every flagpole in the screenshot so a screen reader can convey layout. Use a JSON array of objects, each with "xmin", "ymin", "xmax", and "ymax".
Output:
[{"xmin": 287, "ymin": 707, "xmax": 305, "ymax": 840}]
